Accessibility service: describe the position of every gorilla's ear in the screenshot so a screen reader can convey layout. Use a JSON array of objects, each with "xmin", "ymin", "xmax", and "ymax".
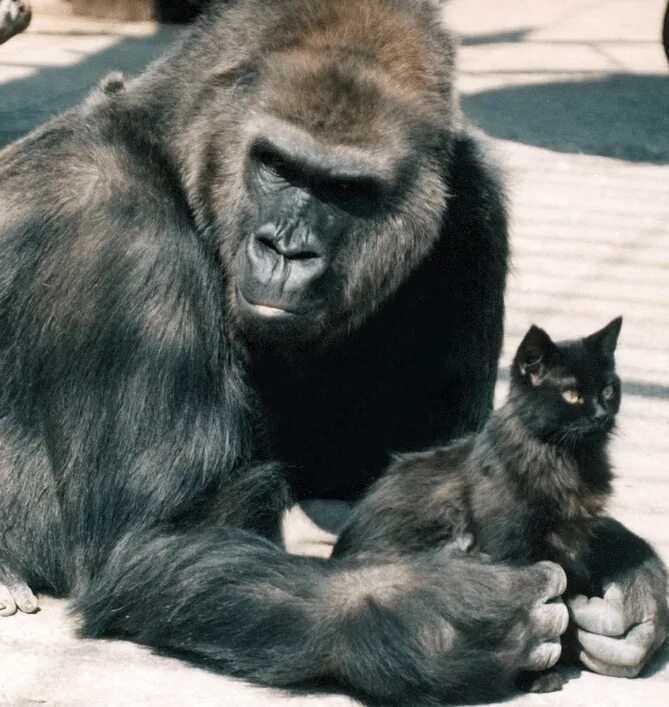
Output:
[
  {"xmin": 515, "ymin": 325, "xmax": 555, "ymax": 377},
  {"xmin": 585, "ymin": 316, "xmax": 623, "ymax": 358}
]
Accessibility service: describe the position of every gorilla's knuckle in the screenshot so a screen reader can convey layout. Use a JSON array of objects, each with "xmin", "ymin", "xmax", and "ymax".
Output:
[
  {"xmin": 533, "ymin": 561, "xmax": 568, "ymax": 597},
  {"xmin": 528, "ymin": 640, "xmax": 562, "ymax": 671},
  {"xmin": 548, "ymin": 602, "xmax": 569, "ymax": 636},
  {"xmin": 608, "ymin": 615, "xmax": 626, "ymax": 636},
  {"xmin": 0, "ymin": 590, "xmax": 17, "ymax": 617},
  {"xmin": 625, "ymin": 645, "xmax": 648, "ymax": 668},
  {"xmin": 529, "ymin": 601, "xmax": 568, "ymax": 643}
]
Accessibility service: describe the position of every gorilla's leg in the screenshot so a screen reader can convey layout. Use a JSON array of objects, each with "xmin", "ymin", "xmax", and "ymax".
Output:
[
  {"xmin": 0, "ymin": 419, "xmax": 69, "ymax": 615},
  {"xmin": 77, "ymin": 528, "xmax": 568, "ymax": 705}
]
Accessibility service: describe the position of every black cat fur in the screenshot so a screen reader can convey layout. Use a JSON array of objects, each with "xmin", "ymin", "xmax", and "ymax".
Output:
[{"xmin": 334, "ymin": 317, "xmax": 627, "ymax": 691}]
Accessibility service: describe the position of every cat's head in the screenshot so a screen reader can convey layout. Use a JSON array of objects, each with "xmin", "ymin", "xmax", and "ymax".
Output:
[{"xmin": 510, "ymin": 317, "xmax": 623, "ymax": 442}]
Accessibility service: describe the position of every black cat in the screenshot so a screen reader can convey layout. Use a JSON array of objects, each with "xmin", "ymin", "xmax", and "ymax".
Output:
[{"xmin": 333, "ymin": 317, "xmax": 624, "ymax": 691}]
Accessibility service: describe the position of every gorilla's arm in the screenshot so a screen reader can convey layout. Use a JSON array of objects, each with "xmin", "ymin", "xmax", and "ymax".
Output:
[
  {"xmin": 568, "ymin": 518, "xmax": 668, "ymax": 677},
  {"xmin": 428, "ymin": 130, "xmax": 509, "ymax": 440},
  {"xmin": 77, "ymin": 527, "xmax": 569, "ymax": 705}
]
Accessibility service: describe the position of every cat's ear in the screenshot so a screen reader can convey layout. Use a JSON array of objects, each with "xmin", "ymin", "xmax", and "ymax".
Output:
[
  {"xmin": 586, "ymin": 316, "xmax": 623, "ymax": 358},
  {"xmin": 515, "ymin": 325, "xmax": 555, "ymax": 379}
]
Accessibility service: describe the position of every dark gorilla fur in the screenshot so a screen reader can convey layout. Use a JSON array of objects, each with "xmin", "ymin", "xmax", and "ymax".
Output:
[{"xmin": 0, "ymin": 1, "xmax": 663, "ymax": 704}]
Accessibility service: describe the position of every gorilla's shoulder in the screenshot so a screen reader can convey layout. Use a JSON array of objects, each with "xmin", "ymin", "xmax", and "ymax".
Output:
[
  {"xmin": 450, "ymin": 127, "xmax": 506, "ymax": 202},
  {"xmin": 0, "ymin": 94, "xmax": 178, "ymax": 230}
]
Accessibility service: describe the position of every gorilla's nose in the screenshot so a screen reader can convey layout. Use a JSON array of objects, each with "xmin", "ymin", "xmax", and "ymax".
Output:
[
  {"xmin": 245, "ymin": 226, "xmax": 327, "ymax": 298},
  {"xmin": 252, "ymin": 225, "xmax": 322, "ymax": 262}
]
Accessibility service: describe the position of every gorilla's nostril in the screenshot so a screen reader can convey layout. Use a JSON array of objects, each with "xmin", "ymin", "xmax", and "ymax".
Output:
[
  {"xmin": 254, "ymin": 233, "xmax": 320, "ymax": 261},
  {"xmin": 256, "ymin": 234, "xmax": 280, "ymax": 254},
  {"xmin": 288, "ymin": 250, "xmax": 320, "ymax": 261}
]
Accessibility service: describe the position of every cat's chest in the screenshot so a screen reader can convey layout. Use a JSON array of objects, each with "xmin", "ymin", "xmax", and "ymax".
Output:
[{"xmin": 469, "ymin": 461, "xmax": 607, "ymax": 565}]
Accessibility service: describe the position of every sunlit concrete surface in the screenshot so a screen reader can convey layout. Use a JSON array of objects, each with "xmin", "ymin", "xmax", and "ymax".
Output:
[{"xmin": 1, "ymin": 0, "xmax": 668, "ymax": 705}]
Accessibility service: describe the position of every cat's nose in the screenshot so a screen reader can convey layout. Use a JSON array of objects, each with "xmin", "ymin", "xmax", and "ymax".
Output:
[{"xmin": 593, "ymin": 402, "xmax": 608, "ymax": 420}]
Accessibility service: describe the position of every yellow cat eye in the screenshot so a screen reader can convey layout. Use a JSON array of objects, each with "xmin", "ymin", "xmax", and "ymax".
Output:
[
  {"xmin": 602, "ymin": 385, "xmax": 615, "ymax": 400},
  {"xmin": 562, "ymin": 389, "xmax": 583, "ymax": 405}
]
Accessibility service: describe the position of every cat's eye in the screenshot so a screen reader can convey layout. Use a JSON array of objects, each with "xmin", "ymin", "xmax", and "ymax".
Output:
[
  {"xmin": 602, "ymin": 385, "xmax": 615, "ymax": 400},
  {"xmin": 562, "ymin": 389, "xmax": 583, "ymax": 405}
]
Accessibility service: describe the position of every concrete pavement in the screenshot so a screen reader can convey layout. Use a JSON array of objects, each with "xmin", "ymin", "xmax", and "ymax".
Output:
[{"xmin": 1, "ymin": 1, "xmax": 668, "ymax": 705}]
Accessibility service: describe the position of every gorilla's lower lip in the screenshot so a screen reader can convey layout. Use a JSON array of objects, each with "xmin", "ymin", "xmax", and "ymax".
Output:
[{"xmin": 236, "ymin": 287, "xmax": 298, "ymax": 318}]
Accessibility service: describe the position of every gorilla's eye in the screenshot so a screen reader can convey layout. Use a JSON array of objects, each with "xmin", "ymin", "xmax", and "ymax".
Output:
[
  {"xmin": 326, "ymin": 179, "xmax": 357, "ymax": 201},
  {"xmin": 562, "ymin": 389, "xmax": 583, "ymax": 405},
  {"xmin": 253, "ymin": 147, "xmax": 299, "ymax": 185},
  {"xmin": 602, "ymin": 385, "xmax": 615, "ymax": 400},
  {"xmin": 263, "ymin": 153, "xmax": 291, "ymax": 178},
  {"xmin": 316, "ymin": 177, "xmax": 381, "ymax": 213}
]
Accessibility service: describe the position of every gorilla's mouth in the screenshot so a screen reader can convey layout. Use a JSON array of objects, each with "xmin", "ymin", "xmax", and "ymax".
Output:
[{"xmin": 235, "ymin": 286, "xmax": 299, "ymax": 319}]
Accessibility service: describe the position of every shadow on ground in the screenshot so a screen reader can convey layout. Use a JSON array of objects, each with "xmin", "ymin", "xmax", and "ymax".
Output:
[
  {"xmin": 460, "ymin": 28, "xmax": 532, "ymax": 46},
  {"xmin": 0, "ymin": 28, "xmax": 181, "ymax": 146},
  {"xmin": 3, "ymin": 29, "xmax": 669, "ymax": 167},
  {"xmin": 463, "ymin": 74, "xmax": 669, "ymax": 163}
]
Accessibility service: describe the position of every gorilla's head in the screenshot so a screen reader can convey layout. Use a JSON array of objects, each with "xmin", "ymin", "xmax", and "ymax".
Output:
[{"xmin": 178, "ymin": 0, "xmax": 457, "ymax": 344}]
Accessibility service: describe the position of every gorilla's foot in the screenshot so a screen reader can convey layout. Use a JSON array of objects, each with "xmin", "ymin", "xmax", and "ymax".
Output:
[
  {"xmin": 0, "ymin": 0, "xmax": 31, "ymax": 46},
  {"xmin": 0, "ymin": 568, "xmax": 38, "ymax": 616}
]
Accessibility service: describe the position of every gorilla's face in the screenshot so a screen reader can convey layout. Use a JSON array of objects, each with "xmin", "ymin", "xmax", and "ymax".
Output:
[
  {"xmin": 187, "ymin": 9, "xmax": 456, "ymax": 345},
  {"xmin": 230, "ymin": 122, "xmax": 446, "ymax": 343},
  {"xmin": 233, "ymin": 115, "xmax": 380, "ymax": 340}
]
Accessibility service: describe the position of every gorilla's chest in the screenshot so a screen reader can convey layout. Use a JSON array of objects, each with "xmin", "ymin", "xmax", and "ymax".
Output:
[{"xmin": 254, "ymin": 353, "xmax": 444, "ymax": 500}]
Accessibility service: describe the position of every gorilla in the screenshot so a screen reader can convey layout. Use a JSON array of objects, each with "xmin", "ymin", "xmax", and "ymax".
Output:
[{"xmin": 0, "ymin": 1, "xmax": 665, "ymax": 704}]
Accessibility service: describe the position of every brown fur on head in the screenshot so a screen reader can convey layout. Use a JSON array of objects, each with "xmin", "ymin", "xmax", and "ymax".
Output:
[
  {"xmin": 172, "ymin": 0, "xmax": 461, "ymax": 345},
  {"xmin": 260, "ymin": 0, "xmax": 457, "ymax": 133}
]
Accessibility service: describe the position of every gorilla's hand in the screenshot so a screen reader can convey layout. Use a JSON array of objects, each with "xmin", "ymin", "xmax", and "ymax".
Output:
[
  {"xmin": 569, "ymin": 577, "xmax": 668, "ymax": 677},
  {"xmin": 568, "ymin": 518, "xmax": 669, "ymax": 677},
  {"xmin": 0, "ymin": 567, "xmax": 38, "ymax": 616},
  {"xmin": 487, "ymin": 560, "xmax": 569, "ymax": 674},
  {"xmin": 331, "ymin": 555, "xmax": 568, "ymax": 703}
]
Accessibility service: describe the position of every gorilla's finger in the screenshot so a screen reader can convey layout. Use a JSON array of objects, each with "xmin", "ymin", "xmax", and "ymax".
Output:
[
  {"xmin": 8, "ymin": 580, "xmax": 38, "ymax": 613},
  {"xmin": 531, "ymin": 601, "xmax": 569, "ymax": 639},
  {"xmin": 602, "ymin": 583, "xmax": 625, "ymax": 605},
  {"xmin": 523, "ymin": 639, "xmax": 562, "ymax": 671},
  {"xmin": 533, "ymin": 561, "xmax": 567, "ymax": 603},
  {"xmin": 0, "ymin": 583, "xmax": 17, "ymax": 616},
  {"xmin": 579, "ymin": 650, "xmax": 642, "ymax": 678},
  {"xmin": 568, "ymin": 594, "xmax": 626, "ymax": 636},
  {"xmin": 576, "ymin": 622, "xmax": 655, "ymax": 667}
]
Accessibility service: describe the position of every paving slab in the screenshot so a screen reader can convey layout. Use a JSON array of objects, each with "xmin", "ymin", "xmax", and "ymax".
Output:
[{"xmin": 1, "ymin": 1, "xmax": 668, "ymax": 705}]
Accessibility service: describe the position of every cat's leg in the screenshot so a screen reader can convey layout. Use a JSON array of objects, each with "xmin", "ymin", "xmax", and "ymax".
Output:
[{"xmin": 518, "ymin": 669, "xmax": 564, "ymax": 692}]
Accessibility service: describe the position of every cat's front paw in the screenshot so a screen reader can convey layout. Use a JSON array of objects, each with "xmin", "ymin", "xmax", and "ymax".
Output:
[
  {"xmin": 0, "ymin": 568, "xmax": 38, "ymax": 616},
  {"xmin": 519, "ymin": 668, "xmax": 564, "ymax": 692}
]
